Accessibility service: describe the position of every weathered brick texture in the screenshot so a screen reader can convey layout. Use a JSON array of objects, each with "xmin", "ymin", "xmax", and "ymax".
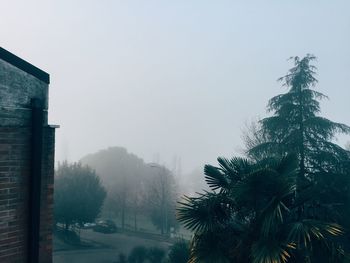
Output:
[
  {"xmin": 0, "ymin": 127, "xmax": 31, "ymax": 263},
  {"xmin": 0, "ymin": 48, "xmax": 54, "ymax": 263}
]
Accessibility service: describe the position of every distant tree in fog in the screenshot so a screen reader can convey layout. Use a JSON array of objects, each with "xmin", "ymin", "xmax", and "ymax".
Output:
[
  {"xmin": 110, "ymin": 173, "xmax": 146, "ymax": 231},
  {"xmin": 178, "ymin": 168, "xmax": 209, "ymax": 196},
  {"xmin": 80, "ymin": 147, "xmax": 149, "ymax": 229},
  {"xmin": 80, "ymin": 147, "xmax": 181, "ymax": 234},
  {"xmin": 129, "ymin": 178, "xmax": 146, "ymax": 231},
  {"xmin": 241, "ymin": 119, "xmax": 271, "ymax": 161},
  {"xmin": 147, "ymin": 165, "xmax": 178, "ymax": 235},
  {"xmin": 54, "ymin": 162, "xmax": 106, "ymax": 230}
]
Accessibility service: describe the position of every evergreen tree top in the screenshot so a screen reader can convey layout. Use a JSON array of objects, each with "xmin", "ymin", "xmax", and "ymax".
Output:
[{"xmin": 249, "ymin": 54, "xmax": 350, "ymax": 172}]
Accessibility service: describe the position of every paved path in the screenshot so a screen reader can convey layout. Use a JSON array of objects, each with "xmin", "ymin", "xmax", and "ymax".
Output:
[
  {"xmin": 53, "ymin": 229, "xmax": 172, "ymax": 263},
  {"xmin": 54, "ymin": 249, "xmax": 119, "ymax": 263}
]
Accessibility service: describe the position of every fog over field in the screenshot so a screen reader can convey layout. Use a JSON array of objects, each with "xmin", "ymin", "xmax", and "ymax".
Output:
[{"xmin": 2, "ymin": 1, "xmax": 350, "ymax": 174}]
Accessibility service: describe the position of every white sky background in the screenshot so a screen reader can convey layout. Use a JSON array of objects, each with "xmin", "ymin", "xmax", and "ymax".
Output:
[{"xmin": 1, "ymin": 1, "xmax": 350, "ymax": 174}]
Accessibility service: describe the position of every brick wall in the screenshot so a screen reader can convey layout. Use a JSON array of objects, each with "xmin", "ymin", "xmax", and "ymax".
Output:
[
  {"xmin": 0, "ymin": 127, "xmax": 55, "ymax": 263},
  {"xmin": 0, "ymin": 127, "xmax": 31, "ymax": 262},
  {"xmin": 0, "ymin": 49, "xmax": 54, "ymax": 263}
]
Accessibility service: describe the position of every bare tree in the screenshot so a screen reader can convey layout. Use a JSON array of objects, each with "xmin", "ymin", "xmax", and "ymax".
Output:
[{"xmin": 147, "ymin": 164, "xmax": 177, "ymax": 235}]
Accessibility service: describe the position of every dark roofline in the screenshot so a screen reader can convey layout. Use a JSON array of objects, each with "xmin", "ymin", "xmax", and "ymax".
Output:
[{"xmin": 0, "ymin": 47, "xmax": 50, "ymax": 84}]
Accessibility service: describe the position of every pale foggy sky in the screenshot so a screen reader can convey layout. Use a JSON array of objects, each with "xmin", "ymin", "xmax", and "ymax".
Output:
[{"xmin": 2, "ymin": 1, "xmax": 350, "ymax": 173}]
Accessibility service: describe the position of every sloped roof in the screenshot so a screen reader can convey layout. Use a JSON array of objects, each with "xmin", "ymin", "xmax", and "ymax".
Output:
[{"xmin": 0, "ymin": 47, "xmax": 50, "ymax": 84}]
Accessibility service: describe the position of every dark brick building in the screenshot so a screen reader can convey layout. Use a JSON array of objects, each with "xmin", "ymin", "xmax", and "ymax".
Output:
[{"xmin": 0, "ymin": 47, "xmax": 56, "ymax": 263}]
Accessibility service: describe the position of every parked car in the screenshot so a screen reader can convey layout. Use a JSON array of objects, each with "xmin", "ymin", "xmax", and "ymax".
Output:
[
  {"xmin": 83, "ymin": 222, "xmax": 96, "ymax": 229},
  {"xmin": 93, "ymin": 219, "xmax": 117, "ymax": 233}
]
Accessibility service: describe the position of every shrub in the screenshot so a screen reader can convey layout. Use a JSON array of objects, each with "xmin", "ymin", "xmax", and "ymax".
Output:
[
  {"xmin": 128, "ymin": 246, "xmax": 148, "ymax": 263},
  {"xmin": 147, "ymin": 247, "xmax": 165, "ymax": 263},
  {"xmin": 168, "ymin": 240, "xmax": 189, "ymax": 263}
]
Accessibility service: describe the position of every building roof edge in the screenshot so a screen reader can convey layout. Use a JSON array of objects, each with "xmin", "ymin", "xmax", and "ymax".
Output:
[{"xmin": 0, "ymin": 47, "xmax": 50, "ymax": 84}]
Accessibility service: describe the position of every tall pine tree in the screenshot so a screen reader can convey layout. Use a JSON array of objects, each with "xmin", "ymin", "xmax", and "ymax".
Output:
[
  {"xmin": 249, "ymin": 55, "xmax": 350, "ymax": 190},
  {"xmin": 178, "ymin": 55, "xmax": 350, "ymax": 262}
]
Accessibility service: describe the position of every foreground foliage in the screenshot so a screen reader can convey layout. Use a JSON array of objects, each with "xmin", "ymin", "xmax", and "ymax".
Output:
[
  {"xmin": 168, "ymin": 240, "xmax": 190, "ymax": 263},
  {"xmin": 117, "ymin": 246, "xmax": 166, "ymax": 263},
  {"xmin": 247, "ymin": 55, "xmax": 350, "ymax": 237},
  {"xmin": 178, "ymin": 55, "xmax": 350, "ymax": 263},
  {"xmin": 178, "ymin": 155, "xmax": 345, "ymax": 263}
]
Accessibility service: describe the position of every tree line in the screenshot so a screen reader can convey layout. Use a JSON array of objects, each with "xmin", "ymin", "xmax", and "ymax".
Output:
[
  {"xmin": 54, "ymin": 147, "xmax": 178, "ymax": 236},
  {"xmin": 53, "ymin": 54, "xmax": 350, "ymax": 262},
  {"xmin": 177, "ymin": 55, "xmax": 350, "ymax": 263}
]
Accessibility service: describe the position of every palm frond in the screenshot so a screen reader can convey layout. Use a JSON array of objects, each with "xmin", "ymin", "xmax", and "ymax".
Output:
[
  {"xmin": 260, "ymin": 198, "xmax": 290, "ymax": 238},
  {"xmin": 287, "ymin": 220, "xmax": 343, "ymax": 249},
  {"xmin": 204, "ymin": 164, "xmax": 229, "ymax": 191},
  {"xmin": 189, "ymin": 231, "xmax": 231, "ymax": 263},
  {"xmin": 177, "ymin": 193, "xmax": 232, "ymax": 232},
  {"xmin": 252, "ymin": 239, "xmax": 293, "ymax": 263}
]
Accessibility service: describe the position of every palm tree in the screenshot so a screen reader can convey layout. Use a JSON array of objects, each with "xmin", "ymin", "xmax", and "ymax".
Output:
[
  {"xmin": 177, "ymin": 155, "xmax": 345, "ymax": 263},
  {"xmin": 246, "ymin": 55, "xmax": 350, "ymax": 241}
]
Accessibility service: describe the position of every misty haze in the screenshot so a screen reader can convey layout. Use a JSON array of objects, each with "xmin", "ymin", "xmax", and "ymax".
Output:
[{"xmin": 1, "ymin": 1, "xmax": 350, "ymax": 263}]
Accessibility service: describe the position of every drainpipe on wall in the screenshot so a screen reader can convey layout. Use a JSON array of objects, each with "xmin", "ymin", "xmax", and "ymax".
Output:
[{"xmin": 28, "ymin": 98, "xmax": 44, "ymax": 263}]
